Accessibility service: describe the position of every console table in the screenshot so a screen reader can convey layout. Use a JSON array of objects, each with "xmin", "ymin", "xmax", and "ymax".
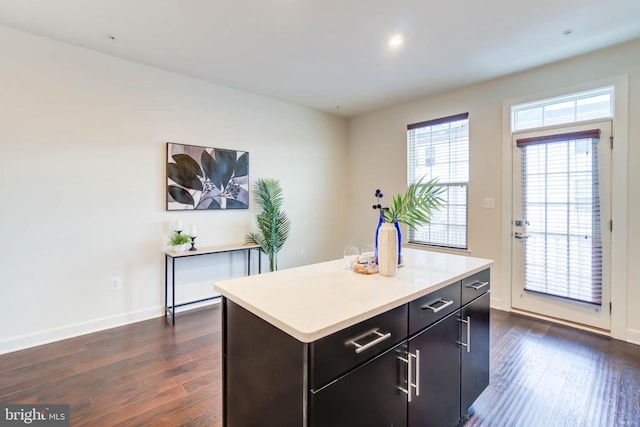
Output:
[{"xmin": 165, "ymin": 243, "xmax": 262, "ymax": 324}]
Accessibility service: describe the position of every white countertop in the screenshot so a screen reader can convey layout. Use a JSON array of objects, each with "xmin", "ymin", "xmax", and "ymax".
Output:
[{"xmin": 214, "ymin": 248, "xmax": 493, "ymax": 343}]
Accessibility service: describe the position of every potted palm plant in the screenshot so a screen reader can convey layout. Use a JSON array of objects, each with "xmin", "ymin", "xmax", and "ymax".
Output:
[
  {"xmin": 246, "ymin": 178, "xmax": 291, "ymax": 272},
  {"xmin": 373, "ymin": 176, "xmax": 445, "ymax": 276},
  {"xmin": 373, "ymin": 176, "xmax": 444, "ymax": 228}
]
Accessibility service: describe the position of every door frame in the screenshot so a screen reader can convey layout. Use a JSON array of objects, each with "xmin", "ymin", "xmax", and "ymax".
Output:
[{"xmin": 500, "ymin": 76, "xmax": 629, "ymax": 340}]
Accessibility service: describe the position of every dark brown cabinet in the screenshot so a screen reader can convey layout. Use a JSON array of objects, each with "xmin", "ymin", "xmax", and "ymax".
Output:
[
  {"xmin": 408, "ymin": 311, "xmax": 461, "ymax": 427},
  {"xmin": 311, "ymin": 343, "xmax": 408, "ymax": 427},
  {"xmin": 460, "ymin": 292, "xmax": 490, "ymax": 416},
  {"xmin": 222, "ymin": 268, "xmax": 491, "ymax": 427}
]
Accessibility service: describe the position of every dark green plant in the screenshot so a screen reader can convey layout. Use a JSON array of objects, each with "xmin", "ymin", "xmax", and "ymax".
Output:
[
  {"xmin": 168, "ymin": 231, "xmax": 191, "ymax": 246},
  {"xmin": 373, "ymin": 176, "xmax": 445, "ymax": 229},
  {"xmin": 246, "ymin": 178, "xmax": 291, "ymax": 272}
]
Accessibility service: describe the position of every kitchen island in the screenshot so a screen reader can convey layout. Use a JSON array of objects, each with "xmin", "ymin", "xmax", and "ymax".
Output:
[{"xmin": 215, "ymin": 248, "xmax": 494, "ymax": 427}]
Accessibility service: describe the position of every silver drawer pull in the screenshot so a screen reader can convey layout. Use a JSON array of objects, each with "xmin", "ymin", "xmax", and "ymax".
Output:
[
  {"xmin": 347, "ymin": 330, "xmax": 392, "ymax": 354},
  {"xmin": 466, "ymin": 280, "xmax": 489, "ymax": 290},
  {"xmin": 421, "ymin": 298, "xmax": 454, "ymax": 313}
]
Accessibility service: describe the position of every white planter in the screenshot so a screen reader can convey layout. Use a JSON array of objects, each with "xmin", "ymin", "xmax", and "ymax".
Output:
[
  {"xmin": 377, "ymin": 223, "xmax": 398, "ymax": 277},
  {"xmin": 169, "ymin": 243, "xmax": 190, "ymax": 252}
]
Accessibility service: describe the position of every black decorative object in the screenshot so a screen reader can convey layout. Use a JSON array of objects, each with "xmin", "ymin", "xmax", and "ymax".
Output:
[{"xmin": 166, "ymin": 142, "xmax": 249, "ymax": 210}]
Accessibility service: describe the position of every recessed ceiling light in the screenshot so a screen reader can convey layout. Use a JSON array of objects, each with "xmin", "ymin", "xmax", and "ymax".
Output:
[{"xmin": 389, "ymin": 34, "xmax": 404, "ymax": 47}]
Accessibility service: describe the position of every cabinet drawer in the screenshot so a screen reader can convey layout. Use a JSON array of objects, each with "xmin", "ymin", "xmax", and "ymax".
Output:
[
  {"xmin": 408, "ymin": 281, "xmax": 460, "ymax": 336},
  {"xmin": 309, "ymin": 304, "xmax": 407, "ymax": 391},
  {"xmin": 461, "ymin": 268, "xmax": 490, "ymax": 305}
]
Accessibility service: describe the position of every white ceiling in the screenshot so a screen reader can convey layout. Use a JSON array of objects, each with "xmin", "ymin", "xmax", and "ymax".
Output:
[{"xmin": 1, "ymin": 0, "xmax": 639, "ymax": 117}]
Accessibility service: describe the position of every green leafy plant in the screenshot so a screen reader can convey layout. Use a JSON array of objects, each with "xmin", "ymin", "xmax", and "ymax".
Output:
[
  {"xmin": 246, "ymin": 178, "xmax": 291, "ymax": 272},
  {"xmin": 168, "ymin": 231, "xmax": 191, "ymax": 246},
  {"xmin": 373, "ymin": 176, "xmax": 445, "ymax": 229}
]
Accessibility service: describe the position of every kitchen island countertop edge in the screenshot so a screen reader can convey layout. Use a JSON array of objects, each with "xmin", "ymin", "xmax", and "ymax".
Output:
[{"xmin": 214, "ymin": 248, "xmax": 494, "ymax": 342}]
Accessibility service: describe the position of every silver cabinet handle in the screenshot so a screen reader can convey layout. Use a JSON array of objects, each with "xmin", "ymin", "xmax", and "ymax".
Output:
[
  {"xmin": 398, "ymin": 355, "xmax": 411, "ymax": 402},
  {"xmin": 347, "ymin": 329, "xmax": 391, "ymax": 354},
  {"xmin": 514, "ymin": 232, "xmax": 529, "ymax": 239},
  {"xmin": 457, "ymin": 316, "xmax": 471, "ymax": 353},
  {"xmin": 422, "ymin": 298, "xmax": 454, "ymax": 313},
  {"xmin": 413, "ymin": 350, "xmax": 420, "ymax": 397},
  {"xmin": 466, "ymin": 280, "xmax": 489, "ymax": 290},
  {"xmin": 398, "ymin": 350, "xmax": 419, "ymax": 402}
]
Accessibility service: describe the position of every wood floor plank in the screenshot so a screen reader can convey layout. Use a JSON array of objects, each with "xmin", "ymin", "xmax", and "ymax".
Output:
[
  {"xmin": 616, "ymin": 356, "xmax": 640, "ymax": 426},
  {"xmin": 1, "ymin": 304, "xmax": 639, "ymax": 425}
]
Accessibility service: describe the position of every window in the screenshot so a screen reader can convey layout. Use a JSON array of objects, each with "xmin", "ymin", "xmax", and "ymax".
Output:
[
  {"xmin": 512, "ymin": 86, "xmax": 614, "ymax": 132},
  {"xmin": 407, "ymin": 113, "xmax": 469, "ymax": 249}
]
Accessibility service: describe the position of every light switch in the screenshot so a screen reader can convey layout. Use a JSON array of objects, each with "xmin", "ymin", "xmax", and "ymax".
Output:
[{"xmin": 483, "ymin": 198, "xmax": 495, "ymax": 209}]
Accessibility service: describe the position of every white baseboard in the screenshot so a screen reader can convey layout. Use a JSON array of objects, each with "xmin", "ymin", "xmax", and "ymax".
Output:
[
  {"xmin": 0, "ymin": 306, "xmax": 164, "ymax": 356},
  {"xmin": 490, "ymin": 296, "xmax": 509, "ymax": 311},
  {"xmin": 627, "ymin": 328, "xmax": 640, "ymax": 346}
]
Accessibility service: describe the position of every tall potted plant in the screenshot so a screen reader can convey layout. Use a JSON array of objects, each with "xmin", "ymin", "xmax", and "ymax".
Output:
[{"xmin": 246, "ymin": 178, "xmax": 291, "ymax": 272}]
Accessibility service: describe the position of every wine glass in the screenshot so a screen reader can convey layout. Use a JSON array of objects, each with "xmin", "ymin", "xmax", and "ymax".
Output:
[{"xmin": 343, "ymin": 246, "xmax": 360, "ymax": 270}]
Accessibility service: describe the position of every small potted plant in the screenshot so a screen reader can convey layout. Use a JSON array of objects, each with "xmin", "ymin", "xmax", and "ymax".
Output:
[{"xmin": 168, "ymin": 231, "xmax": 191, "ymax": 252}]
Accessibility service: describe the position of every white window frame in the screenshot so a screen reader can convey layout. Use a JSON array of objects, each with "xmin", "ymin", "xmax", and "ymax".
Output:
[{"xmin": 511, "ymin": 86, "xmax": 614, "ymax": 132}]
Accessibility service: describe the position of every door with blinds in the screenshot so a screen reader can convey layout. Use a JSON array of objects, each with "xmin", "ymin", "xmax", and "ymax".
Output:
[{"xmin": 511, "ymin": 121, "xmax": 612, "ymax": 330}]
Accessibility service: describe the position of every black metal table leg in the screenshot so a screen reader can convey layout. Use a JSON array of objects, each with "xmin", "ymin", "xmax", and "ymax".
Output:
[
  {"xmin": 164, "ymin": 254, "xmax": 168, "ymax": 320},
  {"xmin": 172, "ymin": 257, "xmax": 176, "ymax": 325}
]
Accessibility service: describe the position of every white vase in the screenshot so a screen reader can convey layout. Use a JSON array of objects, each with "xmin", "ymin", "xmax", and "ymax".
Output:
[
  {"xmin": 377, "ymin": 222, "xmax": 398, "ymax": 277},
  {"xmin": 170, "ymin": 243, "xmax": 189, "ymax": 252}
]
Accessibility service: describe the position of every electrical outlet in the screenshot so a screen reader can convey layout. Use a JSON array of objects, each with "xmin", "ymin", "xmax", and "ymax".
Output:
[
  {"xmin": 300, "ymin": 249, "xmax": 306, "ymax": 258},
  {"xmin": 110, "ymin": 276, "xmax": 122, "ymax": 290}
]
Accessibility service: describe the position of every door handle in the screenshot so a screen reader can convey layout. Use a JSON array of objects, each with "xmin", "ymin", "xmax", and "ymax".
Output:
[{"xmin": 514, "ymin": 232, "xmax": 529, "ymax": 239}]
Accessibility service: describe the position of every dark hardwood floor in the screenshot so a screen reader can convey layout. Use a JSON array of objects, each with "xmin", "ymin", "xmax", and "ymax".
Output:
[
  {"xmin": 1, "ymin": 305, "xmax": 639, "ymax": 426},
  {"xmin": 468, "ymin": 310, "xmax": 640, "ymax": 427},
  {"xmin": 0, "ymin": 307, "xmax": 223, "ymax": 426}
]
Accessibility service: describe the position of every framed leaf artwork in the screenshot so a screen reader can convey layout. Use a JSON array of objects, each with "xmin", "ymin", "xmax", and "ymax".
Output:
[{"xmin": 166, "ymin": 142, "xmax": 249, "ymax": 210}]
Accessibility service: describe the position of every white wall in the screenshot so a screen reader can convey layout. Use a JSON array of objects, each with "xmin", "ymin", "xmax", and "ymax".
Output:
[
  {"xmin": 0, "ymin": 25, "xmax": 349, "ymax": 354},
  {"xmin": 347, "ymin": 38, "xmax": 640, "ymax": 344}
]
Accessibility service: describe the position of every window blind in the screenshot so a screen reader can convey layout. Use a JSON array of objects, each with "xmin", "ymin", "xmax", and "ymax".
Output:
[
  {"xmin": 407, "ymin": 113, "xmax": 469, "ymax": 249},
  {"xmin": 517, "ymin": 130, "xmax": 602, "ymax": 305}
]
